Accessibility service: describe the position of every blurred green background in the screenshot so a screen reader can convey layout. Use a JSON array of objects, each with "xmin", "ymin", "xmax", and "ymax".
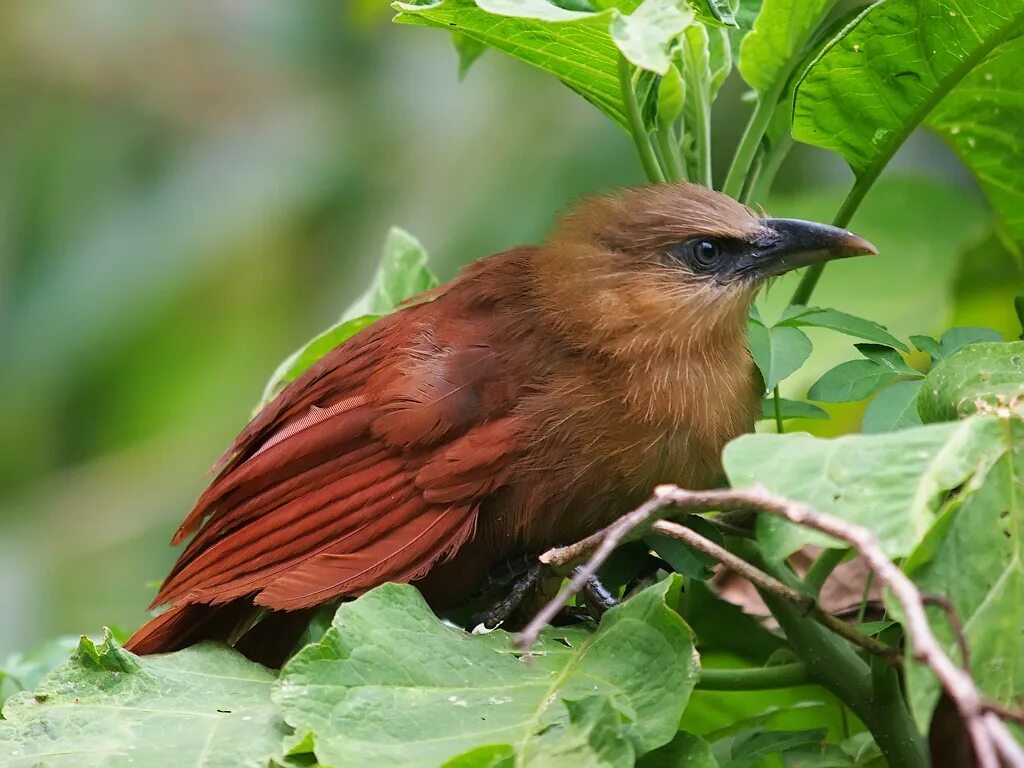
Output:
[{"xmin": 0, "ymin": 1, "xmax": 1020, "ymax": 656}]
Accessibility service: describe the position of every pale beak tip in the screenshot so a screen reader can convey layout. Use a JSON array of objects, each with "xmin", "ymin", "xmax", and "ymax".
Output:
[{"xmin": 845, "ymin": 232, "xmax": 879, "ymax": 257}]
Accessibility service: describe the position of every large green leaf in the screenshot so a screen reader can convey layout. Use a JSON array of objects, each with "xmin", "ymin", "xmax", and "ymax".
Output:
[
  {"xmin": 395, "ymin": 0, "xmax": 700, "ymax": 131},
  {"xmin": 737, "ymin": 0, "xmax": 834, "ymax": 94},
  {"xmin": 925, "ymin": 35, "xmax": 1024, "ymax": 244},
  {"xmin": 723, "ymin": 416, "xmax": 1005, "ymax": 559},
  {"xmin": 275, "ymin": 579, "xmax": 697, "ymax": 768},
  {"xmin": 0, "ymin": 632, "xmax": 285, "ymax": 768},
  {"xmin": 899, "ymin": 414, "xmax": 1024, "ymax": 726},
  {"xmin": 917, "ymin": 340, "xmax": 1024, "ymax": 422},
  {"xmin": 793, "ymin": 0, "xmax": 1024, "ymax": 239}
]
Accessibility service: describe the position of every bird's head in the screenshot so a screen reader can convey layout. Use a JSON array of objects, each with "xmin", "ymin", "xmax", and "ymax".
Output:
[{"xmin": 534, "ymin": 183, "xmax": 877, "ymax": 360}]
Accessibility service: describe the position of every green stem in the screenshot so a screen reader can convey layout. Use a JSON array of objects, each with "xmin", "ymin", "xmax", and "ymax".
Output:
[
  {"xmin": 735, "ymin": 544, "xmax": 926, "ymax": 768},
  {"xmin": 772, "ymin": 386, "xmax": 784, "ymax": 433},
  {"xmin": 746, "ymin": 134, "xmax": 793, "ymax": 206},
  {"xmin": 697, "ymin": 662, "xmax": 811, "ymax": 691},
  {"xmin": 655, "ymin": 124, "xmax": 685, "ymax": 182},
  {"xmin": 618, "ymin": 56, "xmax": 665, "ymax": 184},
  {"xmin": 789, "ymin": 175, "xmax": 874, "ymax": 305},
  {"xmin": 692, "ymin": 86, "xmax": 713, "ymax": 189},
  {"xmin": 856, "ymin": 571, "xmax": 876, "ymax": 625},
  {"xmin": 722, "ymin": 85, "xmax": 783, "ymax": 200},
  {"xmin": 803, "ymin": 548, "xmax": 847, "ymax": 595},
  {"xmin": 761, "ymin": 591, "xmax": 928, "ymax": 768}
]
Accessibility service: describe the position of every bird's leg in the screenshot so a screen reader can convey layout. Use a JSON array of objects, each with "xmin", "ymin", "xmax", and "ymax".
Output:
[
  {"xmin": 471, "ymin": 560, "xmax": 543, "ymax": 631},
  {"xmin": 577, "ymin": 566, "xmax": 619, "ymax": 619},
  {"xmin": 469, "ymin": 557, "xmax": 622, "ymax": 631}
]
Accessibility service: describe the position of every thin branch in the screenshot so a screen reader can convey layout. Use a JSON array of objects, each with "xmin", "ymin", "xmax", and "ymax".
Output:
[
  {"xmin": 923, "ymin": 592, "xmax": 971, "ymax": 671},
  {"xmin": 651, "ymin": 520, "xmax": 898, "ymax": 661},
  {"xmin": 519, "ymin": 484, "xmax": 1024, "ymax": 768}
]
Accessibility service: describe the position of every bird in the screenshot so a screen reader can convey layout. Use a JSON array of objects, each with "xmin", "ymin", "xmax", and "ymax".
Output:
[{"xmin": 126, "ymin": 182, "xmax": 876, "ymax": 665}]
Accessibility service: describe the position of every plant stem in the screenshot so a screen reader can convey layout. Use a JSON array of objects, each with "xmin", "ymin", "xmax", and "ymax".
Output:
[
  {"xmin": 618, "ymin": 56, "xmax": 665, "ymax": 184},
  {"xmin": 789, "ymin": 173, "xmax": 875, "ymax": 305},
  {"xmin": 722, "ymin": 86, "xmax": 781, "ymax": 200},
  {"xmin": 804, "ymin": 548, "xmax": 847, "ymax": 595},
  {"xmin": 655, "ymin": 124, "xmax": 684, "ymax": 182},
  {"xmin": 746, "ymin": 134, "xmax": 793, "ymax": 206},
  {"xmin": 761, "ymin": 590, "xmax": 928, "ymax": 768},
  {"xmin": 740, "ymin": 544, "xmax": 926, "ymax": 768},
  {"xmin": 856, "ymin": 571, "xmax": 876, "ymax": 625},
  {"xmin": 772, "ymin": 386, "xmax": 784, "ymax": 433},
  {"xmin": 692, "ymin": 86, "xmax": 713, "ymax": 188},
  {"xmin": 697, "ymin": 662, "xmax": 811, "ymax": 691}
]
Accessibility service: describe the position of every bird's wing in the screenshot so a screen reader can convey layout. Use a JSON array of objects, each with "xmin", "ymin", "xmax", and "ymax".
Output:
[{"xmin": 152, "ymin": 304, "xmax": 523, "ymax": 611}]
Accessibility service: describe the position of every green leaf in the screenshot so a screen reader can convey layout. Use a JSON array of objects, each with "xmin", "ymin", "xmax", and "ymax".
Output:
[
  {"xmin": 792, "ymin": 0, "xmax": 1024, "ymax": 238},
  {"xmin": 852, "ymin": 343, "xmax": 919, "ymax": 377},
  {"xmin": 0, "ymin": 631, "xmax": 285, "ymax": 768},
  {"xmin": 525, "ymin": 695, "xmax": 635, "ymax": 767},
  {"xmin": 760, "ymin": 397, "xmax": 828, "ymax": 421},
  {"xmin": 452, "ymin": 31, "xmax": 488, "ymax": 77},
  {"xmin": 910, "ymin": 334, "xmax": 945, "ymax": 362},
  {"xmin": 861, "ymin": 380, "xmax": 924, "ymax": 433},
  {"xmin": 938, "ymin": 326, "xmax": 1005, "ymax": 356},
  {"xmin": 637, "ymin": 730, "xmax": 718, "ymax": 767},
  {"xmin": 926, "ymin": 36, "xmax": 1024, "ymax": 246},
  {"xmin": 343, "ymin": 226, "xmax": 438, "ymax": 320},
  {"xmin": 396, "ymin": 0, "xmax": 698, "ymax": 133},
  {"xmin": 747, "ymin": 320, "xmax": 812, "ymax": 391},
  {"xmin": 647, "ymin": 515, "xmax": 723, "ymax": 580},
  {"xmin": 724, "ymin": 416, "xmax": 1007, "ymax": 559},
  {"xmin": 778, "ymin": 306, "xmax": 908, "ymax": 351},
  {"xmin": 807, "ymin": 360, "xmax": 902, "ymax": 403},
  {"xmin": 737, "ymin": 0, "xmax": 834, "ymax": 94},
  {"xmin": 917, "ymin": 340, "xmax": 1024, "ymax": 422},
  {"xmin": 898, "ymin": 414, "xmax": 1024, "ymax": 728},
  {"xmin": 656, "ymin": 64, "xmax": 685, "ymax": 129},
  {"xmin": 258, "ymin": 226, "xmax": 436, "ymax": 406},
  {"xmin": 0, "ymin": 636, "xmax": 82, "ymax": 709},
  {"xmin": 611, "ymin": 0, "xmax": 695, "ymax": 74},
  {"xmin": 691, "ymin": 0, "xmax": 737, "ymax": 28},
  {"xmin": 728, "ymin": 727, "xmax": 827, "ymax": 760},
  {"xmin": 678, "ymin": 20, "xmax": 731, "ymax": 182},
  {"xmin": 275, "ymin": 579, "xmax": 698, "ymax": 768},
  {"xmin": 679, "ymin": 584, "xmax": 787, "ymax": 664},
  {"xmin": 258, "ymin": 315, "xmax": 380, "ymax": 408},
  {"xmin": 442, "ymin": 744, "xmax": 514, "ymax": 768},
  {"xmin": 395, "ymin": 1, "xmax": 627, "ymax": 125}
]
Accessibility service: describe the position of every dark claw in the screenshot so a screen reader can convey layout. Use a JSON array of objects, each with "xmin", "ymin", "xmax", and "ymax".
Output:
[
  {"xmin": 575, "ymin": 568, "xmax": 619, "ymax": 619},
  {"xmin": 470, "ymin": 562, "xmax": 542, "ymax": 630}
]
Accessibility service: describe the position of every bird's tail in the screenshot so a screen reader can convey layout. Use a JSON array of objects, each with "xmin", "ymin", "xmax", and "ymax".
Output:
[{"xmin": 125, "ymin": 601, "xmax": 315, "ymax": 668}]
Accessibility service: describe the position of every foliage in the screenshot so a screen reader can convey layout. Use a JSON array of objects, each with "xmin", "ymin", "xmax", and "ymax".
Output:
[{"xmin": 5, "ymin": 0, "xmax": 1024, "ymax": 766}]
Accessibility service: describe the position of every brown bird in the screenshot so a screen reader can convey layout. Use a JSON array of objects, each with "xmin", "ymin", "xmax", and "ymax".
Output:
[{"xmin": 126, "ymin": 183, "xmax": 876, "ymax": 664}]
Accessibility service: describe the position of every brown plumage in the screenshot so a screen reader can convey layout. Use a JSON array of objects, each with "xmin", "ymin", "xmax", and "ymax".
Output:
[{"xmin": 127, "ymin": 183, "xmax": 876, "ymax": 664}]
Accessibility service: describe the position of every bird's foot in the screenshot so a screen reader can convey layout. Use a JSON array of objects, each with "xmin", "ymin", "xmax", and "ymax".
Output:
[
  {"xmin": 470, "ymin": 562, "xmax": 543, "ymax": 631},
  {"xmin": 576, "ymin": 566, "xmax": 619, "ymax": 618}
]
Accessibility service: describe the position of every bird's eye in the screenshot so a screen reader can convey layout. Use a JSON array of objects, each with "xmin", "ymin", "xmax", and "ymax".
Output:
[
  {"xmin": 684, "ymin": 238, "xmax": 724, "ymax": 271},
  {"xmin": 665, "ymin": 237, "xmax": 730, "ymax": 273}
]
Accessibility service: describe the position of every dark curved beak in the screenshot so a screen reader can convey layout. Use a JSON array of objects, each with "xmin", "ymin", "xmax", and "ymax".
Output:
[{"xmin": 752, "ymin": 218, "xmax": 878, "ymax": 278}]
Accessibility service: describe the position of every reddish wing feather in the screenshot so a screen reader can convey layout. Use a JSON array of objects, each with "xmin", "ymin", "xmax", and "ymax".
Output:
[{"xmin": 145, "ymin": 300, "xmax": 523, "ymax": 619}]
